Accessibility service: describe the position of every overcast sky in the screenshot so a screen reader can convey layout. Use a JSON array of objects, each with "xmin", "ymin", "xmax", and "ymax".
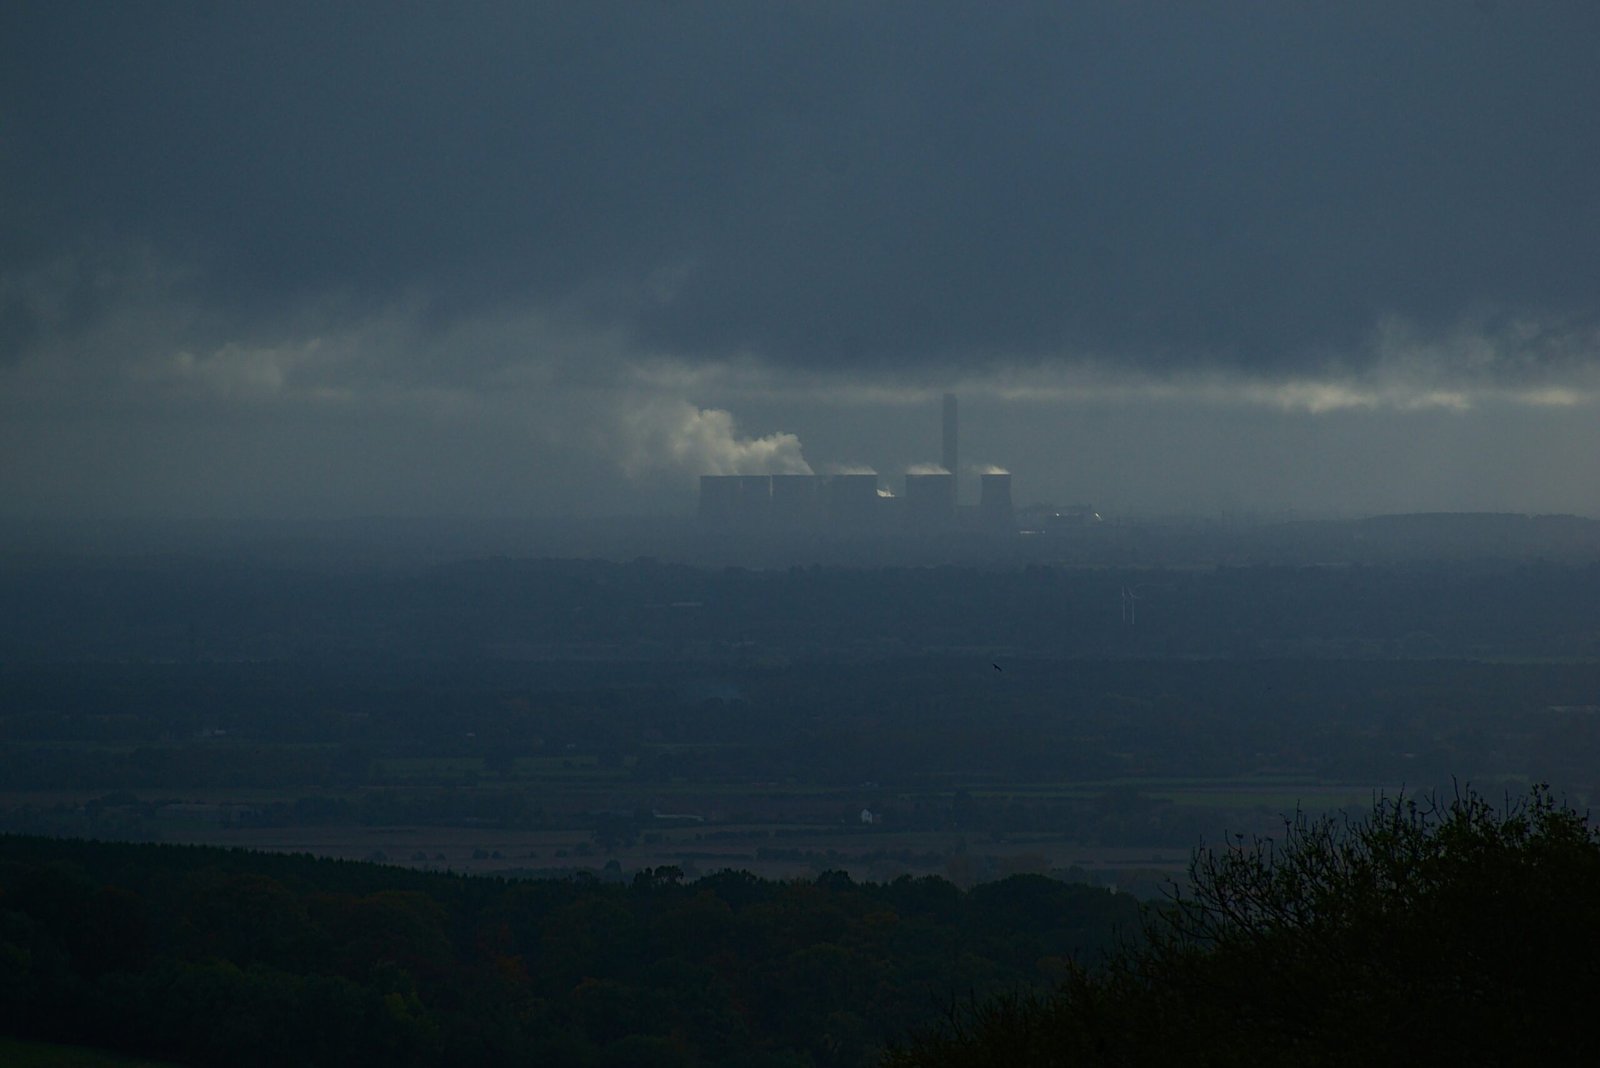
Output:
[{"xmin": 4, "ymin": 2, "xmax": 1598, "ymax": 521}]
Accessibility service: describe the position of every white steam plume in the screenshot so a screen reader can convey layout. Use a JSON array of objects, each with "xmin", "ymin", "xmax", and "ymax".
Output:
[
  {"xmin": 906, "ymin": 463, "xmax": 950, "ymax": 475},
  {"xmin": 618, "ymin": 399, "xmax": 812, "ymax": 478}
]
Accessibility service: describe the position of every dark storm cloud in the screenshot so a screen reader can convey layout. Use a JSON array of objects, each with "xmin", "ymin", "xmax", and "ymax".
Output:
[{"xmin": 4, "ymin": 1, "xmax": 1599, "ymax": 376}]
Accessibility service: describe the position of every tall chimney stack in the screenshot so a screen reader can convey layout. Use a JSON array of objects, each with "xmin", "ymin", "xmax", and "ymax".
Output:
[{"xmin": 942, "ymin": 393, "xmax": 958, "ymax": 479}]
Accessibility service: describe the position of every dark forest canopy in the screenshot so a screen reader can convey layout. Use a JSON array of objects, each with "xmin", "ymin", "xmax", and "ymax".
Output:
[
  {"xmin": 8, "ymin": 785, "xmax": 1600, "ymax": 1065},
  {"xmin": 891, "ymin": 785, "xmax": 1600, "ymax": 1065},
  {"xmin": 0, "ymin": 836, "xmax": 1135, "ymax": 1067}
]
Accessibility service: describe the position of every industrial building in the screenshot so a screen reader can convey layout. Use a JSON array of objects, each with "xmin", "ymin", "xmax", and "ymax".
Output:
[
  {"xmin": 770, "ymin": 474, "xmax": 825, "ymax": 527},
  {"xmin": 697, "ymin": 474, "xmax": 773, "ymax": 527},
  {"xmin": 697, "ymin": 393, "xmax": 1029, "ymax": 537},
  {"xmin": 904, "ymin": 472, "xmax": 956, "ymax": 529}
]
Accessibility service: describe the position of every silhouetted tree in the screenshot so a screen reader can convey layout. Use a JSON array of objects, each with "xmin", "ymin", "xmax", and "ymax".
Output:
[{"xmin": 889, "ymin": 784, "xmax": 1600, "ymax": 1065}]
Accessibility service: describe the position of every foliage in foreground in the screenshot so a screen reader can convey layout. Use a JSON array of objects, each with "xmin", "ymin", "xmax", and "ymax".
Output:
[
  {"xmin": 0, "ymin": 837, "xmax": 1136, "ymax": 1067},
  {"xmin": 888, "ymin": 785, "xmax": 1600, "ymax": 1066},
  {"xmin": 0, "ymin": 1036, "xmax": 180, "ymax": 1067}
]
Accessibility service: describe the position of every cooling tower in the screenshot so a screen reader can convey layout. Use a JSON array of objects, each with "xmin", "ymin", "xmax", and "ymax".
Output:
[
  {"xmin": 978, "ymin": 472, "xmax": 1015, "ymax": 532},
  {"xmin": 904, "ymin": 473, "xmax": 956, "ymax": 531},
  {"xmin": 770, "ymin": 474, "xmax": 826, "ymax": 527},
  {"xmin": 698, "ymin": 475, "xmax": 772, "ymax": 527}
]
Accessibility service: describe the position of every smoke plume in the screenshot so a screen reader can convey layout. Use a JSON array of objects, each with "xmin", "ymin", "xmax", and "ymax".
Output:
[{"xmin": 618, "ymin": 400, "xmax": 811, "ymax": 478}]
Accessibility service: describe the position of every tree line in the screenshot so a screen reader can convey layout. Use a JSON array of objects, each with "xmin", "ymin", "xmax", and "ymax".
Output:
[
  {"xmin": 891, "ymin": 785, "xmax": 1600, "ymax": 1064},
  {"xmin": 0, "ymin": 838, "xmax": 1137, "ymax": 1067}
]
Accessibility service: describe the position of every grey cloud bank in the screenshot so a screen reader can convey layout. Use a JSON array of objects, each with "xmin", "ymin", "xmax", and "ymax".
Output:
[{"xmin": 2, "ymin": 2, "xmax": 1597, "ymax": 520}]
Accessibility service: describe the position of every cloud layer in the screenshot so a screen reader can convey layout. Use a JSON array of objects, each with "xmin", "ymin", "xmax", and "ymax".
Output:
[
  {"xmin": 8, "ymin": 4, "xmax": 1600, "ymax": 374},
  {"xmin": 2, "ymin": 3, "xmax": 1598, "ymax": 519}
]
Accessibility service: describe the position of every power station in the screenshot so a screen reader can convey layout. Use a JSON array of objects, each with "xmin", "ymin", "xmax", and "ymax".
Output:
[{"xmin": 698, "ymin": 394, "xmax": 1016, "ymax": 535}]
